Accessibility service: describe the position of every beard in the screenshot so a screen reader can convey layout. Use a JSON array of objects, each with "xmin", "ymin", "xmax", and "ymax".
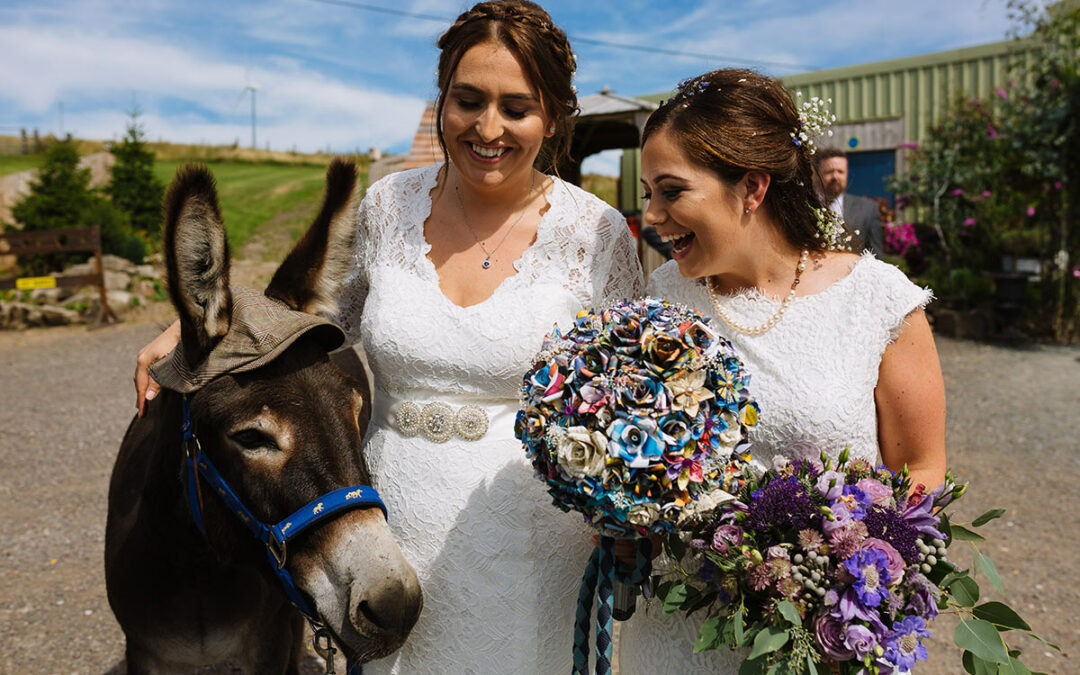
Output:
[{"xmin": 822, "ymin": 178, "xmax": 845, "ymax": 202}]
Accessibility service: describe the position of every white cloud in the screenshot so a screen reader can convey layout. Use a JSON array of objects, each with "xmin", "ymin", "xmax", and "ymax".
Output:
[{"xmin": 0, "ymin": 22, "xmax": 426, "ymax": 152}]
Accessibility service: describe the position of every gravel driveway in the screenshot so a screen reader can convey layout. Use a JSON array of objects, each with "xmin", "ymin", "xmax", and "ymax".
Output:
[{"xmin": 1, "ymin": 321, "xmax": 1076, "ymax": 674}]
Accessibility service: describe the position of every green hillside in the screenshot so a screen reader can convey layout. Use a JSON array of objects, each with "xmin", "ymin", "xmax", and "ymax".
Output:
[
  {"xmin": 153, "ymin": 161, "xmax": 360, "ymax": 255},
  {"xmin": 3, "ymin": 153, "xmax": 366, "ymax": 259}
]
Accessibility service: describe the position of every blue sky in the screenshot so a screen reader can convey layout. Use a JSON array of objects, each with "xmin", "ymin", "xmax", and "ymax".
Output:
[{"xmin": 1, "ymin": 0, "xmax": 1029, "ymax": 174}]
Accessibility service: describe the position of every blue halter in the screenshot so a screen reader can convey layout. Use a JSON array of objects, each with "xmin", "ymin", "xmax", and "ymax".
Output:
[{"xmin": 181, "ymin": 395, "xmax": 387, "ymax": 623}]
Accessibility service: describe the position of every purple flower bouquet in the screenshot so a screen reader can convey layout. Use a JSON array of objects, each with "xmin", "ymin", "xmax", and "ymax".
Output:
[{"xmin": 655, "ymin": 449, "xmax": 1053, "ymax": 674}]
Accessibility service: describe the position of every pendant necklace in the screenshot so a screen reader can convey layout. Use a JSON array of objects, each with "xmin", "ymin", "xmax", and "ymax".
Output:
[
  {"xmin": 707, "ymin": 250, "xmax": 809, "ymax": 336},
  {"xmin": 456, "ymin": 171, "xmax": 536, "ymax": 270}
]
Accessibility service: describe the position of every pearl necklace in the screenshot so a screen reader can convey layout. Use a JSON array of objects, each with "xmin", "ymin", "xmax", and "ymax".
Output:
[
  {"xmin": 707, "ymin": 250, "xmax": 809, "ymax": 336},
  {"xmin": 455, "ymin": 172, "xmax": 535, "ymax": 270}
]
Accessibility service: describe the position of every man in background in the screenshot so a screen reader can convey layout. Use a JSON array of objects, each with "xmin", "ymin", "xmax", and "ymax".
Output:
[{"xmin": 814, "ymin": 149, "xmax": 884, "ymax": 257}]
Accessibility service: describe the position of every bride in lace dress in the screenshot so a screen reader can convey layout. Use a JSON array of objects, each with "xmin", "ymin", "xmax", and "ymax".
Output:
[
  {"xmin": 134, "ymin": 3, "xmax": 641, "ymax": 672},
  {"xmin": 618, "ymin": 70, "xmax": 947, "ymax": 673}
]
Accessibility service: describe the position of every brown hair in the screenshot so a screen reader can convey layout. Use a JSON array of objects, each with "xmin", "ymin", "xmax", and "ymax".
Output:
[
  {"xmin": 435, "ymin": 1, "xmax": 578, "ymax": 173},
  {"xmin": 642, "ymin": 68, "xmax": 828, "ymax": 252},
  {"xmin": 813, "ymin": 147, "xmax": 847, "ymax": 168}
]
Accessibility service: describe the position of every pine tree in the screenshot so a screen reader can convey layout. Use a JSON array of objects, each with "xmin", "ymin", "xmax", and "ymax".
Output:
[
  {"xmin": 107, "ymin": 108, "xmax": 164, "ymax": 240},
  {"xmin": 12, "ymin": 137, "xmax": 93, "ymax": 234},
  {"xmin": 10, "ymin": 136, "xmax": 131, "ymax": 273}
]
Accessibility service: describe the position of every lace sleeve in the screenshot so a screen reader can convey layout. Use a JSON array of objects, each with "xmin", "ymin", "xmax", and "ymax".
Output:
[
  {"xmin": 593, "ymin": 207, "xmax": 644, "ymax": 304},
  {"xmin": 869, "ymin": 258, "xmax": 935, "ymax": 348},
  {"xmin": 335, "ymin": 181, "xmax": 380, "ymax": 345}
]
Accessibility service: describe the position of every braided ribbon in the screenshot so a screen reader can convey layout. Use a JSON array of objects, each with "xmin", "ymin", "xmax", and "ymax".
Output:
[{"xmin": 572, "ymin": 537, "xmax": 652, "ymax": 675}]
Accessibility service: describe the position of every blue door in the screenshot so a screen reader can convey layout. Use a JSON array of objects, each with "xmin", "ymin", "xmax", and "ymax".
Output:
[{"xmin": 846, "ymin": 150, "xmax": 896, "ymax": 204}]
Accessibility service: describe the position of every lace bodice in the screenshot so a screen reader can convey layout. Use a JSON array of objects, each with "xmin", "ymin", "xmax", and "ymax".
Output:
[
  {"xmin": 337, "ymin": 163, "xmax": 643, "ymax": 401},
  {"xmin": 334, "ymin": 163, "xmax": 643, "ymax": 674},
  {"xmin": 618, "ymin": 254, "xmax": 932, "ymax": 674}
]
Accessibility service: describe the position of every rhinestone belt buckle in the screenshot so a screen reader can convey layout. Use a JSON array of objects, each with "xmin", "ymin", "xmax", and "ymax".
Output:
[{"xmin": 393, "ymin": 401, "xmax": 490, "ymax": 443}]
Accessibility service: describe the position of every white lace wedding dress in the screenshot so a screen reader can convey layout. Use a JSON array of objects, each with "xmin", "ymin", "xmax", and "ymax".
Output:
[
  {"xmin": 335, "ymin": 164, "xmax": 643, "ymax": 674},
  {"xmin": 618, "ymin": 254, "xmax": 932, "ymax": 674}
]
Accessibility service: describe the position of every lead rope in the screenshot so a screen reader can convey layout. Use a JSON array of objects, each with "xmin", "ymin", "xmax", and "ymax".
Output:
[{"xmin": 571, "ymin": 537, "xmax": 652, "ymax": 675}]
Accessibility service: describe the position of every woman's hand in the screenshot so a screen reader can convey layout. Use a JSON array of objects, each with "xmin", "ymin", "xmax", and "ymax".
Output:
[{"xmin": 134, "ymin": 320, "xmax": 181, "ymax": 417}]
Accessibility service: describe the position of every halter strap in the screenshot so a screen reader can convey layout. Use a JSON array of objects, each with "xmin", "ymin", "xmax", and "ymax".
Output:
[{"xmin": 181, "ymin": 394, "xmax": 387, "ymax": 622}]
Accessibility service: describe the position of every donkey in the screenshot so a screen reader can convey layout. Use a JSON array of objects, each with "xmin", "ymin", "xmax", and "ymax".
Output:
[{"xmin": 105, "ymin": 160, "xmax": 421, "ymax": 673}]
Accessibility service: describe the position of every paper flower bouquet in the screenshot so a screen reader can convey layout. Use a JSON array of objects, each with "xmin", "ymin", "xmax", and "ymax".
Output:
[
  {"xmin": 515, "ymin": 297, "xmax": 761, "ymax": 675},
  {"xmin": 516, "ymin": 297, "xmax": 760, "ymax": 538}
]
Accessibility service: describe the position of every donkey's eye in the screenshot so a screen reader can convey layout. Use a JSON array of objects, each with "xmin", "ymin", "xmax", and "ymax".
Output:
[{"xmin": 229, "ymin": 429, "xmax": 279, "ymax": 451}]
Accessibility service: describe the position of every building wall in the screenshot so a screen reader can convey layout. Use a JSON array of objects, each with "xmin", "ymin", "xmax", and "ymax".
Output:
[{"xmin": 781, "ymin": 39, "xmax": 1034, "ymax": 144}]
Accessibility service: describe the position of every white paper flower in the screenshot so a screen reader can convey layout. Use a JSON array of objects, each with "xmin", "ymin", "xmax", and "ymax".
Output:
[{"xmin": 556, "ymin": 426, "xmax": 609, "ymax": 479}]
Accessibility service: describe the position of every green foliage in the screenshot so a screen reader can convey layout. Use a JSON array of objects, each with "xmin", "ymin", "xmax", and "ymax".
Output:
[
  {"xmin": 9, "ymin": 137, "xmax": 130, "ymax": 274},
  {"xmin": 107, "ymin": 108, "xmax": 165, "ymax": 243},
  {"xmin": 889, "ymin": 0, "xmax": 1080, "ymax": 340}
]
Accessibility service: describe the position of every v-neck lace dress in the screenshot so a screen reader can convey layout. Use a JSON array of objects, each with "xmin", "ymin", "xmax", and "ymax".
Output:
[
  {"xmin": 617, "ymin": 255, "xmax": 932, "ymax": 674},
  {"xmin": 335, "ymin": 164, "xmax": 643, "ymax": 674}
]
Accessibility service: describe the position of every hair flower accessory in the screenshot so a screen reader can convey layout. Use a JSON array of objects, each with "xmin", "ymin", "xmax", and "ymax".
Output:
[{"xmin": 792, "ymin": 92, "xmax": 836, "ymax": 155}]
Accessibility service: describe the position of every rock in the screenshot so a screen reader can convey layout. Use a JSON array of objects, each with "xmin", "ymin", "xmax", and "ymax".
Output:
[
  {"xmin": 62, "ymin": 261, "xmax": 98, "ymax": 278},
  {"xmin": 133, "ymin": 279, "xmax": 158, "ymax": 299},
  {"xmin": 0, "ymin": 301, "xmax": 80, "ymax": 328},
  {"xmin": 29, "ymin": 287, "xmax": 63, "ymax": 305},
  {"xmin": 39, "ymin": 304, "xmax": 81, "ymax": 326},
  {"xmin": 107, "ymin": 290, "xmax": 135, "ymax": 316},
  {"xmin": 104, "ymin": 270, "xmax": 130, "ymax": 291},
  {"xmin": 101, "ymin": 254, "xmax": 136, "ymax": 274},
  {"xmin": 134, "ymin": 264, "xmax": 162, "ymax": 281}
]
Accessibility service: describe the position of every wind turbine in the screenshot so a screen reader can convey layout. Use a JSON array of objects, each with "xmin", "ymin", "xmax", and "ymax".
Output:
[{"xmin": 236, "ymin": 56, "xmax": 260, "ymax": 149}]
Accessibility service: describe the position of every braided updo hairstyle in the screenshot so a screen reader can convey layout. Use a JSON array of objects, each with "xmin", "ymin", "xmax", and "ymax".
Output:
[
  {"xmin": 642, "ymin": 69, "xmax": 829, "ymax": 252},
  {"xmin": 435, "ymin": 1, "xmax": 578, "ymax": 172}
]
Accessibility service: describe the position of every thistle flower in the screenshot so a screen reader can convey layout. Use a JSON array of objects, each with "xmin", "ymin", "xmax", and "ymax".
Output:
[
  {"xmin": 864, "ymin": 506, "xmax": 921, "ymax": 563},
  {"xmin": 747, "ymin": 477, "xmax": 819, "ymax": 541}
]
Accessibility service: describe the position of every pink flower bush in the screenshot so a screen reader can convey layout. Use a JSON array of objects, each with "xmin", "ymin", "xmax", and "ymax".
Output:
[{"xmin": 884, "ymin": 223, "xmax": 920, "ymax": 256}]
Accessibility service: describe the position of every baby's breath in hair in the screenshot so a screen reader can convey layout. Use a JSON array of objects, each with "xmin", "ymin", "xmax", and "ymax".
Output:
[
  {"xmin": 812, "ymin": 205, "xmax": 856, "ymax": 251},
  {"xmin": 791, "ymin": 92, "xmax": 836, "ymax": 155}
]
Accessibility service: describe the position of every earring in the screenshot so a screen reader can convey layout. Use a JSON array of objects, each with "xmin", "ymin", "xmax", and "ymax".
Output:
[{"xmin": 744, "ymin": 207, "xmax": 752, "ymax": 214}]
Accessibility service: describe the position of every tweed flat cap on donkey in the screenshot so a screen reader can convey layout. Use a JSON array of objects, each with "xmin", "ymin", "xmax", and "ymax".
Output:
[{"xmin": 150, "ymin": 285, "xmax": 345, "ymax": 394}]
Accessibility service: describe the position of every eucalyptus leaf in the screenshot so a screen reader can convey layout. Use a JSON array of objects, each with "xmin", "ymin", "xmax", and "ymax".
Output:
[
  {"xmin": 777, "ymin": 600, "xmax": 802, "ymax": 627},
  {"xmin": 973, "ymin": 602, "xmax": 1031, "ymax": 632},
  {"xmin": 951, "ymin": 525, "xmax": 987, "ymax": 542},
  {"xmin": 976, "ymin": 551, "xmax": 1005, "ymax": 593},
  {"xmin": 997, "ymin": 655, "xmax": 1032, "ymax": 675},
  {"xmin": 662, "ymin": 583, "xmax": 687, "ymax": 617},
  {"xmin": 940, "ymin": 512, "xmax": 953, "ymax": 541},
  {"xmin": 737, "ymin": 656, "xmax": 768, "ymax": 675},
  {"xmin": 747, "ymin": 626, "xmax": 790, "ymax": 660},
  {"xmin": 963, "ymin": 650, "xmax": 998, "ymax": 675},
  {"xmin": 734, "ymin": 607, "xmax": 746, "ymax": 647},
  {"xmin": 666, "ymin": 534, "xmax": 688, "ymax": 561},
  {"xmin": 972, "ymin": 508, "xmax": 1007, "ymax": 527},
  {"xmin": 694, "ymin": 615, "xmax": 724, "ymax": 653},
  {"xmin": 954, "ymin": 619, "xmax": 1010, "ymax": 664},
  {"xmin": 949, "ymin": 574, "xmax": 982, "ymax": 606}
]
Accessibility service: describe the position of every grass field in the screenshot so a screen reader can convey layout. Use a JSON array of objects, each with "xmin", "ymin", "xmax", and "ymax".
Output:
[
  {"xmin": 2, "ymin": 150, "xmax": 368, "ymax": 259},
  {"xmin": 152, "ymin": 160, "xmax": 364, "ymax": 255}
]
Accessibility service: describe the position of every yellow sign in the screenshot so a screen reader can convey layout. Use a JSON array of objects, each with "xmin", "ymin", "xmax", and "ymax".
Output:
[{"xmin": 15, "ymin": 276, "xmax": 57, "ymax": 290}]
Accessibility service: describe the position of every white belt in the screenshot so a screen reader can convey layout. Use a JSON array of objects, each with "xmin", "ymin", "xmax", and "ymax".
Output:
[{"xmin": 372, "ymin": 389, "xmax": 519, "ymax": 443}]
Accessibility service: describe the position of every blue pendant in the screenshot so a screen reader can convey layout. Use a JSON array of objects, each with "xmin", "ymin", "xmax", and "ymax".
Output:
[{"xmin": 482, "ymin": 260, "xmax": 491, "ymax": 269}]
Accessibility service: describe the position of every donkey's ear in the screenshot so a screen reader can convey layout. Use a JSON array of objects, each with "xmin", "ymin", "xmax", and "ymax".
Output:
[
  {"xmin": 163, "ymin": 164, "xmax": 232, "ymax": 364},
  {"xmin": 265, "ymin": 159, "xmax": 360, "ymax": 315}
]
